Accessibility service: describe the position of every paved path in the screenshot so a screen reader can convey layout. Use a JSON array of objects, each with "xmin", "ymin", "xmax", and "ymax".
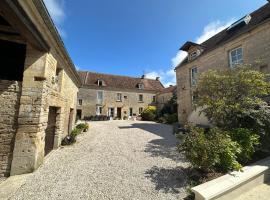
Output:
[{"xmin": 6, "ymin": 121, "xmax": 188, "ymax": 200}]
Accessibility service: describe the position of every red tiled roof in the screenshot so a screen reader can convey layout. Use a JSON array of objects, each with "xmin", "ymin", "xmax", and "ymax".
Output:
[
  {"xmin": 159, "ymin": 85, "xmax": 177, "ymax": 94},
  {"xmin": 78, "ymin": 71, "xmax": 164, "ymax": 92}
]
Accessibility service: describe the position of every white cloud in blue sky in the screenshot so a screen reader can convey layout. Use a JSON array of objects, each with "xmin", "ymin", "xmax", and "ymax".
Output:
[
  {"xmin": 44, "ymin": 0, "xmax": 66, "ymax": 37},
  {"xmin": 146, "ymin": 19, "xmax": 235, "ymax": 87}
]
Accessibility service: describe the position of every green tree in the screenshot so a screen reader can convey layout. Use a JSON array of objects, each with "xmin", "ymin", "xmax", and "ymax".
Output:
[{"xmin": 195, "ymin": 66, "xmax": 270, "ymax": 133}]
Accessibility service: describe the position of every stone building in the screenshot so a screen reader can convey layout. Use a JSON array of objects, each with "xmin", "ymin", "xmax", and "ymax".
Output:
[
  {"xmin": 156, "ymin": 85, "xmax": 177, "ymax": 110},
  {"xmin": 0, "ymin": 0, "xmax": 81, "ymax": 177},
  {"xmin": 175, "ymin": 2, "xmax": 270, "ymax": 124},
  {"xmin": 77, "ymin": 72, "xmax": 164, "ymax": 119}
]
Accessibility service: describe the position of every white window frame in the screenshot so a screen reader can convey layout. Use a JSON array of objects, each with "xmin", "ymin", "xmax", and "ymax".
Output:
[
  {"xmin": 190, "ymin": 67, "xmax": 198, "ymax": 86},
  {"xmin": 138, "ymin": 83, "xmax": 144, "ymax": 89},
  {"xmin": 116, "ymin": 93, "xmax": 122, "ymax": 102},
  {"xmin": 139, "ymin": 107, "xmax": 143, "ymax": 115},
  {"xmin": 97, "ymin": 91, "xmax": 104, "ymax": 104},
  {"xmin": 97, "ymin": 79, "xmax": 103, "ymax": 86},
  {"xmin": 139, "ymin": 94, "xmax": 143, "ymax": 102},
  {"xmin": 96, "ymin": 106, "xmax": 102, "ymax": 115},
  {"xmin": 229, "ymin": 47, "xmax": 243, "ymax": 68},
  {"xmin": 78, "ymin": 99, "xmax": 82, "ymax": 106},
  {"xmin": 189, "ymin": 51, "xmax": 198, "ymax": 60}
]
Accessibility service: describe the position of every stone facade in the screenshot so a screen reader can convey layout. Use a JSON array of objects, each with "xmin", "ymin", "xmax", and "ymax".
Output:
[
  {"xmin": 0, "ymin": 1, "xmax": 81, "ymax": 177},
  {"xmin": 175, "ymin": 4, "xmax": 270, "ymax": 124},
  {"xmin": 156, "ymin": 86, "xmax": 177, "ymax": 110},
  {"xmin": 78, "ymin": 87, "xmax": 157, "ymax": 119}
]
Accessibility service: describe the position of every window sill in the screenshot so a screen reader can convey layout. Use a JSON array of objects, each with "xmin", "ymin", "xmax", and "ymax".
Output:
[
  {"xmin": 138, "ymin": 101, "xmax": 144, "ymax": 103},
  {"xmin": 116, "ymin": 100, "xmax": 122, "ymax": 102}
]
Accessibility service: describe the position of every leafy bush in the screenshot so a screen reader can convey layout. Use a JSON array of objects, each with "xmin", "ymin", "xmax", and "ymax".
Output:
[
  {"xmin": 71, "ymin": 128, "xmax": 81, "ymax": 137},
  {"xmin": 76, "ymin": 123, "xmax": 89, "ymax": 131},
  {"xmin": 229, "ymin": 128, "xmax": 260, "ymax": 164},
  {"xmin": 165, "ymin": 113, "xmax": 178, "ymax": 124},
  {"xmin": 179, "ymin": 126, "xmax": 242, "ymax": 172},
  {"xmin": 195, "ymin": 66, "xmax": 270, "ymax": 133},
  {"xmin": 141, "ymin": 106, "xmax": 157, "ymax": 121}
]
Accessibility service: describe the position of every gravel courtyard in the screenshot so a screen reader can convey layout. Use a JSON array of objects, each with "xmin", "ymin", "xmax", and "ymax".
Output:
[{"xmin": 8, "ymin": 121, "xmax": 188, "ymax": 200}]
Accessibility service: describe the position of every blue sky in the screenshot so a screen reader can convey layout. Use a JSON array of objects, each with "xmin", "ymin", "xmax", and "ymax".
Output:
[{"xmin": 44, "ymin": 0, "xmax": 267, "ymax": 86}]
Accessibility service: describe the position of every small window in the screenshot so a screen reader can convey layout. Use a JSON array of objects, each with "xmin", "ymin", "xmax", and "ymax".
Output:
[
  {"xmin": 229, "ymin": 47, "xmax": 243, "ymax": 68},
  {"xmin": 97, "ymin": 79, "xmax": 103, "ymax": 86},
  {"xmin": 138, "ymin": 83, "xmax": 144, "ymax": 89},
  {"xmin": 124, "ymin": 95, "xmax": 128, "ymax": 99},
  {"xmin": 117, "ymin": 93, "xmax": 122, "ymax": 101},
  {"xmin": 139, "ymin": 107, "xmax": 143, "ymax": 114},
  {"xmin": 96, "ymin": 106, "xmax": 102, "ymax": 115},
  {"xmin": 190, "ymin": 67, "xmax": 198, "ymax": 86},
  {"xmin": 139, "ymin": 94, "xmax": 143, "ymax": 102},
  {"xmin": 78, "ymin": 99, "xmax": 82, "ymax": 106},
  {"xmin": 152, "ymin": 96, "xmax": 156, "ymax": 102},
  {"xmin": 189, "ymin": 51, "xmax": 198, "ymax": 60}
]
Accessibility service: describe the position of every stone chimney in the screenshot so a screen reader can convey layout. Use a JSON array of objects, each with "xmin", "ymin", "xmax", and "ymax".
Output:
[{"xmin": 156, "ymin": 77, "xmax": 160, "ymax": 81}]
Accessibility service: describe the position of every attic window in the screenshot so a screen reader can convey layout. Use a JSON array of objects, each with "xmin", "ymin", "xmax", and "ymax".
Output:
[
  {"xmin": 138, "ymin": 83, "xmax": 144, "ymax": 89},
  {"xmin": 97, "ymin": 79, "xmax": 103, "ymax": 86},
  {"xmin": 227, "ymin": 15, "xmax": 251, "ymax": 31},
  {"xmin": 189, "ymin": 51, "xmax": 198, "ymax": 60}
]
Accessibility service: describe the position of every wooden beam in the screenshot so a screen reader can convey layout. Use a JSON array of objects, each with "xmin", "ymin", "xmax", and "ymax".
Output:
[
  {"xmin": 0, "ymin": 32, "xmax": 26, "ymax": 44},
  {"xmin": 0, "ymin": 24, "xmax": 18, "ymax": 34}
]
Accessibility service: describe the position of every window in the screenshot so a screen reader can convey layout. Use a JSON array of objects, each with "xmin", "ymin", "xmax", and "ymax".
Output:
[
  {"xmin": 139, "ymin": 107, "xmax": 143, "ymax": 115},
  {"xmin": 189, "ymin": 51, "xmax": 198, "ymax": 60},
  {"xmin": 117, "ymin": 93, "xmax": 122, "ymax": 101},
  {"xmin": 97, "ymin": 91, "xmax": 103, "ymax": 104},
  {"xmin": 96, "ymin": 106, "xmax": 102, "ymax": 115},
  {"xmin": 78, "ymin": 99, "xmax": 82, "ymax": 105},
  {"xmin": 124, "ymin": 95, "xmax": 128, "ymax": 99},
  {"xmin": 97, "ymin": 79, "xmax": 103, "ymax": 86},
  {"xmin": 139, "ymin": 94, "xmax": 143, "ymax": 102},
  {"xmin": 108, "ymin": 107, "xmax": 114, "ymax": 117},
  {"xmin": 229, "ymin": 47, "xmax": 243, "ymax": 68},
  {"xmin": 190, "ymin": 67, "xmax": 198, "ymax": 86},
  {"xmin": 129, "ymin": 108, "xmax": 133, "ymax": 117},
  {"xmin": 138, "ymin": 83, "xmax": 144, "ymax": 89},
  {"xmin": 152, "ymin": 96, "xmax": 156, "ymax": 102}
]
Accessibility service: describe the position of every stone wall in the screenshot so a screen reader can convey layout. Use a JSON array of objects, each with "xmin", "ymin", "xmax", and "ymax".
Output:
[
  {"xmin": 78, "ymin": 87, "xmax": 156, "ymax": 119},
  {"xmin": 0, "ymin": 80, "xmax": 21, "ymax": 177},
  {"xmin": 176, "ymin": 21, "xmax": 270, "ymax": 124},
  {"xmin": 156, "ymin": 92, "xmax": 173, "ymax": 110}
]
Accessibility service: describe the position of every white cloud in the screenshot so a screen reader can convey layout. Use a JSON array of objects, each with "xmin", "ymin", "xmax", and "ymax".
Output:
[
  {"xmin": 149, "ymin": 19, "xmax": 235, "ymax": 87},
  {"xmin": 44, "ymin": 0, "xmax": 66, "ymax": 37}
]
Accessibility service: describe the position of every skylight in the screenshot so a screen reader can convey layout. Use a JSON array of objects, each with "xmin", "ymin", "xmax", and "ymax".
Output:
[{"xmin": 227, "ymin": 15, "xmax": 252, "ymax": 31}]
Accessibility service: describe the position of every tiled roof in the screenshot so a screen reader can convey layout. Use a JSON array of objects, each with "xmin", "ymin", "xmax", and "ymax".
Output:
[
  {"xmin": 159, "ymin": 85, "xmax": 177, "ymax": 94},
  {"xmin": 78, "ymin": 71, "xmax": 164, "ymax": 92},
  {"xmin": 177, "ymin": 2, "xmax": 270, "ymax": 68}
]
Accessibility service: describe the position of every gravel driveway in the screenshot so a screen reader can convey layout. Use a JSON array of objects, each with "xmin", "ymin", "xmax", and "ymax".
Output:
[{"xmin": 8, "ymin": 121, "xmax": 188, "ymax": 200}]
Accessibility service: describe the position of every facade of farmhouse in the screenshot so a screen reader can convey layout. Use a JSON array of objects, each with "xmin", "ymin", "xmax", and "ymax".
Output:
[
  {"xmin": 156, "ymin": 85, "xmax": 177, "ymax": 110},
  {"xmin": 175, "ymin": 2, "xmax": 270, "ymax": 124},
  {"xmin": 77, "ymin": 72, "xmax": 164, "ymax": 120},
  {"xmin": 0, "ymin": 0, "xmax": 81, "ymax": 177}
]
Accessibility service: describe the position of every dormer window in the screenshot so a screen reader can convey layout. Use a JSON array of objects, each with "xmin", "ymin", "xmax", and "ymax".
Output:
[
  {"xmin": 97, "ymin": 79, "xmax": 103, "ymax": 86},
  {"xmin": 189, "ymin": 51, "xmax": 198, "ymax": 60},
  {"xmin": 138, "ymin": 83, "xmax": 144, "ymax": 89}
]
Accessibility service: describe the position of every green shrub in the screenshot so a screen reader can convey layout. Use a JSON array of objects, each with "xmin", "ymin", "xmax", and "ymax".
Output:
[
  {"xmin": 230, "ymin": 128, "xmax": 260, "ymax": 164},
  {"xmin": 76, "ymin": 123, "xmax": 89, "ymax": 131},
  {"xmin": 179, "ymin": 126, "xmax": 242, "ymax": 172},
  {"xmin": 141, "ymin": 106, "xmax": 157, "ymax": 121},
  {"xmin": 71, "ymin": 128, "xmax": 81, "ymax": 137},
  {"xmin": 165, "ymin": 113, "xmax": 178, "ymax": 124}
]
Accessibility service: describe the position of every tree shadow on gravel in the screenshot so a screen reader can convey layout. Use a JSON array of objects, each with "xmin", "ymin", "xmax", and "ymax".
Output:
[
  {"xmin": 145, "ymin": 166, "xmax": 187, "ymax": 194},
  {"xmin": 119, "ymin": 123, "xmax": 185, "ymax": 162}
]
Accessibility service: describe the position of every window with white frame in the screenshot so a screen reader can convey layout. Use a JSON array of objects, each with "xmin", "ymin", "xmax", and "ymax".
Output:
[
  {"xmin": 229, "ymin": 47, "xmax": 243, "ymax": 68},
  {"xmin": 97, "ymin": 79, "xmax": 103, "ymax": 86},
  {"xmin": 116, "ymin": 93, "xmax": 122, "ymax": 101},
  {"xmin": 96, "ymin": 106, "xmax": 102, "ymax": 115},
  {"xmin": 139, "ymin": 107, "xmax": 143, "ymax": 115},
  {"xmin": 139, "ymin": 94, "xmax": 143, "ymax": 102},
  {"xmin": 138, "ymin": 83, "xmax": 144, "ymax": 89},
  {"xmin": 189, "ymin": 51, "xmax": 198, "ymax": 60},
  {"xmin": 190, "ymin": 67, "xmax": 198, "ymax": 86},
  {"xmin": 78, "ymin": 99, "xmax": 82, "ymax": 105},
  {"xmin": 97, "ymin": 91, "xmax": 103, "ymax": 104}
]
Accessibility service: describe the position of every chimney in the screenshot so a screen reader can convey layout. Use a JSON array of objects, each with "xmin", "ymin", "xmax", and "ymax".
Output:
[
  {"xmin": 141, "ymin": 75, "xmax": 145, "ymax": 79},
  {"xmin": 156, "ymin": 77, "xmax": 160, "ymax": 81},
  {"xmin": 169, "ymin": 85, "xmax": 173, "ymax": 87}
]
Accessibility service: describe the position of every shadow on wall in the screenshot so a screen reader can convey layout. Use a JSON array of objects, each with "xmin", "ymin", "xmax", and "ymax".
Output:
[
  {"xmin": 145, "ymin": 166, "xmax": 187, "ymax": 194},
  {"xmin": 119, "ymin": 123, "xmax": 184, "ymax": 162}
]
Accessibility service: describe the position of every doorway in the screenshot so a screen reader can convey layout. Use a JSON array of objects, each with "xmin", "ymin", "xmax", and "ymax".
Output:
[
  {"xmin": 129, "ymin": 108, "xmax": 133, "ymax": 117},
  {"xmin": 76, "ymin": 109, "xmax": 82, "ymax": 120},
  {"xmin": 117, "ymin": 107, "xmax": 122, "ymax": 119},
  {"xmin": 45, "ymin": 107, "xmax": 58, "ymax": 155},
  {"xmin": 68, "ymin": 108, "xmax": 74, "ymax": 135},
  {"xmin": 108, "ymin": 108, "xmax": 114, "ymax": 117}
]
